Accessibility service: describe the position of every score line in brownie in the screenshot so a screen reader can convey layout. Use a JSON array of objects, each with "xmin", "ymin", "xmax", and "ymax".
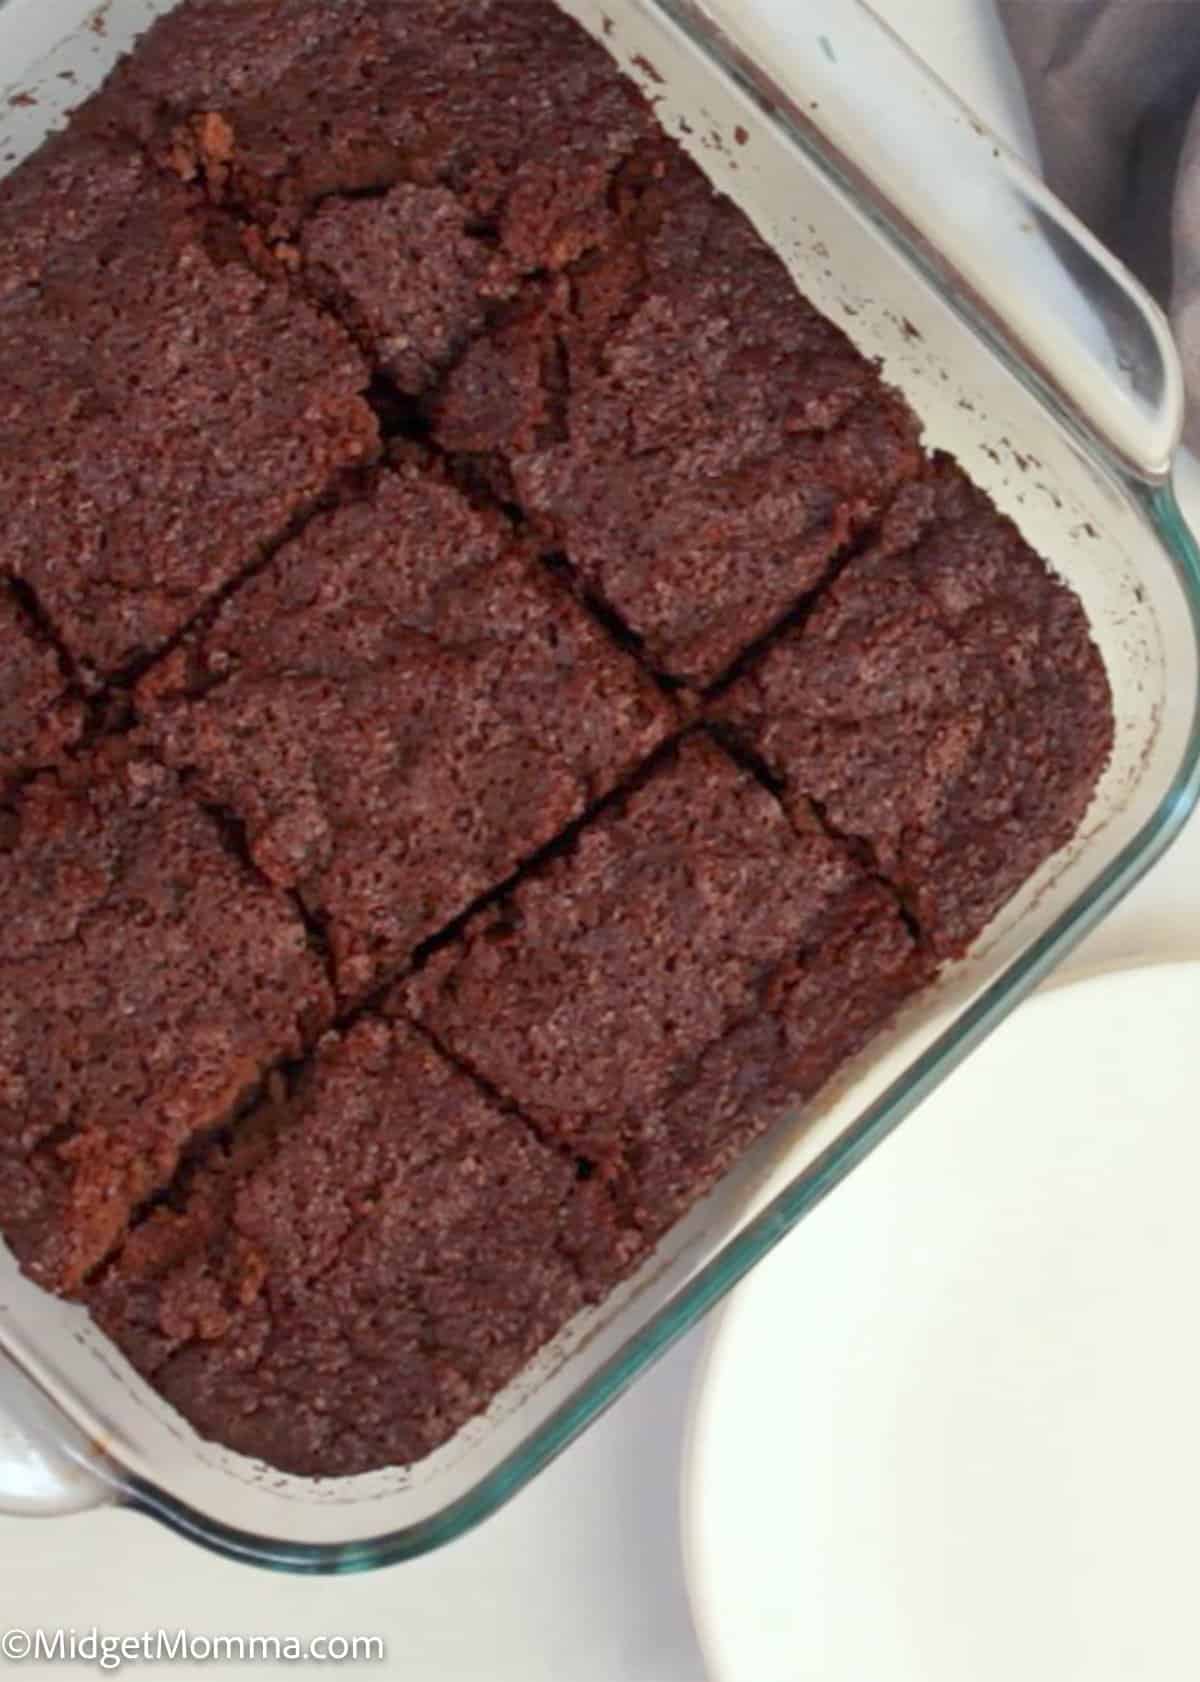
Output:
[
  {"xmin": 431, "ymin": 145, "xmax": 925, "ymax": 689},
  {"xmin": 135, "ymin": 456, "xmax": 676, "ymax": 1007},
  {"xmin": 86, "ymin": 1010, "xmax": 647, "ymax": 1479},
  {"xmin": 714, "ymin": 457, "xmax": 1116, "ymax": 959},
  {"xmin": 409, "ymin": 735, "xmax": 931, "ymax": 1246},
  {"xmin": 0, "ymin": 140, "xmax": 379, "ymax": 684},
  {"xmin": 0, "ymin": 752, "xmax": 333, "ymax": 1294},
  {"xmin": 0, "ymin": 581, "xmax": 83, "ymax": 791}
]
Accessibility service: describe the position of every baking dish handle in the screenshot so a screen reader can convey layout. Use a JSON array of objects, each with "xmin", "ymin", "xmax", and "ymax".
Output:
[
  {"xmin": 0, "ymin": 1353, "xmax": 115, "ymax": 1517},
  {"xmin": 655, "ymin": 0, "xmax": 1185, "ymax": 481}
]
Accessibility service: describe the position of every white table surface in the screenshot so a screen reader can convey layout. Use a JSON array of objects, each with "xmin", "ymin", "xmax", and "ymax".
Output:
[{"xmin": 3, "ymin": 5, "xmax": 1198, "ymax": 1678}]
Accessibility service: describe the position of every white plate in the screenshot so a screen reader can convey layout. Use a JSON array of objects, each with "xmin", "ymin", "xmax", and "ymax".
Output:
[{"xmin": 683, "ymin": 960, "xmax": 1200, "ymax": 1682}]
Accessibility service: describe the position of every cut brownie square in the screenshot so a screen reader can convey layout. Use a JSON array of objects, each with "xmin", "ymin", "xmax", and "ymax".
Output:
[
  {"xmin": 432, "ymin": 146, "xmax": 923, "ymax": 688},
  {"xmin": 86, "ymin": 1012, "xmax": 642, "ymax": 1477},
  {"xmin": 89, "ymin": 0, "xmax": 655, "ymax": 267},
  {"xmin": 136, "ymin": 458, "xmax": 676, "ymax": 1006},
  {"xmin": 0, "ymin": 153, "xmax": 377, "ymax": 681},
  {"xmin": 715, "ymin": 456, "xmax": 1115, "ymax": 957},
  {"xmin": 409, "ymin": 734, "xmax": 925, "ymax": 1241},
  {"xmin": 0, "ymin": 585, "xmax": 82, "ymax": 793},
  {"xmin": 0, "ymin": 751, "xmax": 332, "ymax": 1294}
]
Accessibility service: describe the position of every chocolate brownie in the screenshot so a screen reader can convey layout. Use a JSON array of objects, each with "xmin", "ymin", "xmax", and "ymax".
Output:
[
  {"xmin": 88, "ymin": 0, "xmax": 655, "ymax": 268},
  {"xmin": 409, "ymin": 735, "xmax": 926, "ymax": 1239},
  {"xmin": 300, "ymin": 184, "xmax": 519, "ymax": 395},
  {"xmin": 432, "ymin": 148, "xmax": 924, "ymax": 687},
  {"xmin": 715, "ymin": 457, "xmax": 1115, "ymax": 957},
  {"xmin": 0, "ymin": 751, "xmax": 332, "ymax": 1293},
  {"xmin": 87, "ymin": 1013, "xmax": 644, "ymax": 1477},
  {"xmin": 0, "ymin": 154, "xmax": 377, "ymax": 680},
  {"xmin": 0, "ymin": 0, "xmax": 1118, "ymax": 1479},
  {"xmin": 136, "ymin": 458, "xmax": 676, "ymax": 1005},
  {"xmin": 0, "ymin": 585, "xmax": 81, "ymax": 794},
  {"xmin": 0, "ymin": 131, "xmax": 145, "ymax": 302}
]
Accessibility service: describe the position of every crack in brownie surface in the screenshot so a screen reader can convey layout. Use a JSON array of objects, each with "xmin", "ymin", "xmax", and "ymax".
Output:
[
  {"xmin": 135, "ymin": 456, "xmax": 676, "ymax": 1006},
  {"xmin": 431, "ymin": 144, "xmax": 924, "ymax": 688},
  {"xmin": 409, "ymin": 735, "xmax": 929, "ymax": 1242},
  {"xmin": 87, "ymin": 1010, "xmax": 644, "ymax": 1478},
  {"xmin": 84, "ymin": 0, "xmax": 657, "ymax": 266},
  {"xmin": 0, "ymin": 585, "xmax": 83, "ymax": 795},
  {"xmin": 300, "ymin": 184, "xmax": 521, "ymax": 396},
  {"xmin": 0, "ymin": 749, "xmax": 332, "ymax": 1294},
  {"xmin": 714, "ymin": 456, "xmax": 1115, "ymax": 958},
  {"xmin": 0, "ymin": 139, "xmax": 378, "ymax": 682}
]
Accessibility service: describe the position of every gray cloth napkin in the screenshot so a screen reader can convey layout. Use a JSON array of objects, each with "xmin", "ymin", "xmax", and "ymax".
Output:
[{"xmin": 1000, "ymin": 0, "xmax": 1200, "ymax": 448}]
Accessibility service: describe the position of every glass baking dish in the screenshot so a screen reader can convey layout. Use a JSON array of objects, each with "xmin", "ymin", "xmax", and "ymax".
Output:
[{"xmin": 1, "ymin": 0, "xmax": 1198, "ymax": 1573}]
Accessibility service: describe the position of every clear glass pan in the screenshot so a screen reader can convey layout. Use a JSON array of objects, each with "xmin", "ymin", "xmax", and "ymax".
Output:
[{"xmin": 1, "ymin": 0, "xmax": 1198, "ymax": 1572}]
